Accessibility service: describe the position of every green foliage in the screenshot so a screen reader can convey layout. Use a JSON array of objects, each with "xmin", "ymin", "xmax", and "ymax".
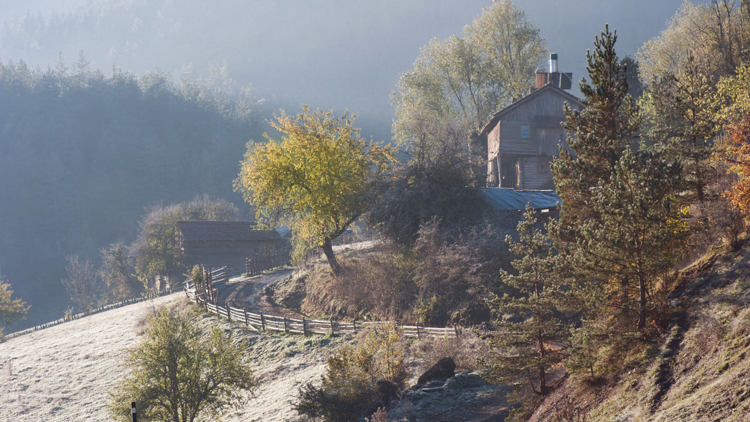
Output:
[
  {"xmin": 235, "ymin": 105, "xmax": 396, "ymax": 275},
  {"xmin": 61, "ymin": 255, "xmax": 100, "ymax": 314},
  {"xmin": 100, "ymin": 243, "xmax": 142, "ymax": 303},
  {"xmin": 552, "ymin": 25, "xmax": 639, "ymax": 241},
  {"xmin": 636, "ymin": 0, "xmax": 747, "ymax": 84},
  {"xmin": 108, "ymin": 306, "xmax": 256, "ymax": 422},
  {"xmin": 294, "ymin": 324, "xmax": 408, "ymax": 422},
  {"xmin": 567, "ymin": 319, "xmax": 607, "ymax": 381},
  {"xmin": 483, "ymin": 207, "xmax": 568, "ymax": 395},
  {"xmin": 641, "ymin": 53, "xmax": 720, "ymax": 202},
  {"xmin": 576, "ymin": 149, "xmax": 687, "ymax": 330},
  {"xmin": 551, "ymin": 26, "xmax": 687, "ymax": 332},
  {"xmin": 393, "ymin": 0, "xmax": 547, "ymax": 148},
  {"xmin": 0, "ymin": 277, "xmax": 28, "ymax": 336}
]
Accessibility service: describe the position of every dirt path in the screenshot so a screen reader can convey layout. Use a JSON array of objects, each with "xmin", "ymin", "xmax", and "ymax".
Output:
[{"xmin": 216, "ymin": 268, "xmax": 294, "ymax": 311}]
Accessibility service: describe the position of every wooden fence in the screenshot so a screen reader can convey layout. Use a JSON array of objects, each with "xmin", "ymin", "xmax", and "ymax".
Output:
[
  {"xmin": 186, "ymin": 288, "xmax": 460, "ymax": 339},
  {"xmin": 245, "ymin": 252, "xmax": 291, "ymax": 277}
]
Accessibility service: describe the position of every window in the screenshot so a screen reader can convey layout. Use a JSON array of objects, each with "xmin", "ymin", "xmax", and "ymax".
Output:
[{"xmin": 521, "ymin": 125, "xmax": 530, "ymax": 139}]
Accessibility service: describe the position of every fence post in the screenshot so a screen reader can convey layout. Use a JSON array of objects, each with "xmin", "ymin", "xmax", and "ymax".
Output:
[
  {"xmin": 244, "ymin": 309, "xmax": 249, "ymax": 326},
  {"xmin": 454, "ymin": 325, "xmax": 459, "ymax": 338},
  {"xmin": 131, "ymin": 402, "xmax": 138, "ymax": 422},
  {"xmin": 303, "ymin": 318, "xmax": 307, "ymax": 336},
  {"xmin": 353, "ymin": 319, "xmax": 357, "ymax": 333},
  {"xmin": 245, "ymin": 258, "xmax": 250, "ymax": 276},
  {"xmin": 226, "ymin": 305, "xmax": 231, "ymax": 321},
  {"xmin": 260, "ymin": 312, "xmax": 266, "ymax": 331},
  {"xmin": 284, "ymin": 317, "xmax": 288, "ymax": 334},
  {"xmin": 329, "ymin": 317, "xmax": 335, "ymax": 336},
  {"xmin": 416, "ymin": 326, "xmax": 420, "ymax": 339}
]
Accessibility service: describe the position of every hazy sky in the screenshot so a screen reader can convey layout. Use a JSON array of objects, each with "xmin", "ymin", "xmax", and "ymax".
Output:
[{"xmin": 1, "ymin": 0, "xmax": 710, "ymax": 140}]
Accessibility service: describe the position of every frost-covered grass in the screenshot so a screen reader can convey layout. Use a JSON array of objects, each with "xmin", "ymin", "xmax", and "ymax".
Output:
[{"xmin": 0, "ymin": 293, "xmax": 339, "ymax": 422}]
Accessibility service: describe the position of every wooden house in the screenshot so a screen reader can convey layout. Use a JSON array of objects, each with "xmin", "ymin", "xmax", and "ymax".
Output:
[
  {"xmin": 483, "ymin": 54, "xmax": 583, "ymax": 189},
  {"xmin": 176, "ymin": 221, "xmax": 283, "ymax": 268}
]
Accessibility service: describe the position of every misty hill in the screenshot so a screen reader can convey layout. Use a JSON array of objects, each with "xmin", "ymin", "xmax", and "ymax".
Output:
[
  {"xmin": 0, "ymin": 0, "xmax": 705, "ymax": 142},
  {"xmin": 0, "ymin": 58, "xmax": 265, "ymax": 328}
]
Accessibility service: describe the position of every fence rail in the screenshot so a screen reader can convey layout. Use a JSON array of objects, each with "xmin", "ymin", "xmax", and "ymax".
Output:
[{"xmin": 186, "ymin": 288, "xmax": 460, "ymax": 339}]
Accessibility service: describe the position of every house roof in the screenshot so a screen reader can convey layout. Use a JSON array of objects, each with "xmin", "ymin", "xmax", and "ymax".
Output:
[
  {"xmin": 480, "ymin": 188, "xmax": 560, "ymax": 211},
  {"xmin": 177, "ymin": 221, "xmax": 280, "ymax": 242},
  {"xmin": 480, "ymin": 83, "xmax": 582, "ymax": 135}
]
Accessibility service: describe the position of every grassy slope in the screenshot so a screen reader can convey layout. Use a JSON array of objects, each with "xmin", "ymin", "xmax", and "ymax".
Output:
[
  {"xmin": 0, "ymin": 292, "xmax": 353, "ymax": 422},
  {"xmin": 529, "ymin": 244, "xmax": 750, "ymax": 422}
]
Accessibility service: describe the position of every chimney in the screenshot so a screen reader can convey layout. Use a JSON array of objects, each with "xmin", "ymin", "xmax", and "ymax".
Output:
[
  {"xmin": 549, "ymin": 53, "xmax": 558, "ymax": 73},
  {"xmin": 533, "ymin": 53, "xmax": 572, "ymax": 90}
]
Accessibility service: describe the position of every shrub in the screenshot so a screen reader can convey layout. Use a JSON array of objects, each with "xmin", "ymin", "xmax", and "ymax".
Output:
[
  {"xmin": 413, "ymin": 331, "xmax": 490, "ymax": 372},
  {"xmin": 294, "ymin": 324, "xmax": 409, "ymax": 421}
]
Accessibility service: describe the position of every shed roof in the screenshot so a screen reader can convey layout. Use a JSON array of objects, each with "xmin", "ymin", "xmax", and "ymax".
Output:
[
  {"xmin": 480, "ymin": 188, "xmax": 560, "ymax": 211},
  {"xmin": 177, "ymin": 221, "xmax": 280, "ymax": 242},
  {"xmin": 479, "ymin": 83, "xmax": 582, "ymax": 135}
]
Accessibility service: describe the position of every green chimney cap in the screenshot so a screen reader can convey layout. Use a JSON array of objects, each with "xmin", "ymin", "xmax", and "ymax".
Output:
[{"xmin": 550, "ymin": 53, "xmax": 558, "ymax": 60}]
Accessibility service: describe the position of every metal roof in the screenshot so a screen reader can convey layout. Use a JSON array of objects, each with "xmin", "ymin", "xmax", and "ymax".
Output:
[
  {"xmin": 178, "ymin": 221, "xmax": 280, "ymax": 242},
  {"xmin": 480, "ymin": 188, "xmax": 560, "ymax": 211}
]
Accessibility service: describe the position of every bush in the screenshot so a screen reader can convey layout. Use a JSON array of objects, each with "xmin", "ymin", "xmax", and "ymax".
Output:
[
  {"xmin": 302, "ymin": 241, "xmax": 416, "ymax": 321},
  {"xmin": 413, "ymin": 331, "xmax": 490, "ymax": 373},
  {"xmin": 294, "ymin": 324, "xmax": 409, "ymax": 421},
  {"xmin": 301, "ymin": 217, "xmax": 513, "ymax": 327}
]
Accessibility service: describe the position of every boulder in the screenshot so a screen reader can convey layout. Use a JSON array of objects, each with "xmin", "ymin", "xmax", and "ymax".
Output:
[{"xmin": 418, "ymin": 357, "xmax": 456, "ymax": 385}]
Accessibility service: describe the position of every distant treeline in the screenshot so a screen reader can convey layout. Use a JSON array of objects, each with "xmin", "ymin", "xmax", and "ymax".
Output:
[{"xmin": 0, "ymin": 55, "xmax": 267, "ymax": 328}]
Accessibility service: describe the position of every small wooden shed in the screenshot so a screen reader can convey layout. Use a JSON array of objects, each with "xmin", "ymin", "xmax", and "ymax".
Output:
[{"xmin": 177, "ymin": 221, "xmax": 282, "ymax": 268}]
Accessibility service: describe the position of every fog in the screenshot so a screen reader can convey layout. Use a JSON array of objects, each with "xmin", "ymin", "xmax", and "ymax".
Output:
[
  {"xmin": 2, "ymin": 0, "xmax": 707, "ymax": 140},
  {"xmin": 0, "ymin": 0, "xmax": 708, "ymax": 329}
]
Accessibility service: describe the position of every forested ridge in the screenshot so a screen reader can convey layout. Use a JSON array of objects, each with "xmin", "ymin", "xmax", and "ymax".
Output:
[{"xmin": 0, "ymin": 56, "xmax": 267, "ymax": 328}]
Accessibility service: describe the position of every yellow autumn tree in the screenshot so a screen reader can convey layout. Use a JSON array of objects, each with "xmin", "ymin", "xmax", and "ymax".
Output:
[{"xmin": 234, "ymin": 106, "xmax": 396, "ymax": 275}]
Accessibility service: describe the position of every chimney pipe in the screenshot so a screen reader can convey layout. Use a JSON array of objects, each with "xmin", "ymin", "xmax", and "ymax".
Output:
[{"xmin": 549, "ymin": 53, "xmax": 558, "ymax": 73}]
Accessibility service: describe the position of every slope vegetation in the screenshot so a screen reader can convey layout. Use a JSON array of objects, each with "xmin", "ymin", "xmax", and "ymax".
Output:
[{"xmin": 529, "ymin": 244, "xmax": 750, "ymax": 421}]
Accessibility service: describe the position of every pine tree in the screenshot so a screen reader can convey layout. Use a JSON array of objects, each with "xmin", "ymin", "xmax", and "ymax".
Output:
[
  {"xmin": 576, "ymin": 149, "xmax": 686, "ymax": 331},
  {"xmin": 552, "ymin": 24, "xmax": 639, "ymax": 240},
  {"xmin": 642, "ymin": 52, "xmax": 720, "ymax": 203},
  {"xmin": 484, "ymin": 207, "xmax": 568, "ymax": 395}
]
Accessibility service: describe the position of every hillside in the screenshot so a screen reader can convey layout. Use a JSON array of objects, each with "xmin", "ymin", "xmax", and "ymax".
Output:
[
  {"xmin": 527, "ymin": 243, "xmax": 750, "ymax": 421},
  {"xmin": 0, "ymin": 292, "xmax": 350, "ymax": 422}
]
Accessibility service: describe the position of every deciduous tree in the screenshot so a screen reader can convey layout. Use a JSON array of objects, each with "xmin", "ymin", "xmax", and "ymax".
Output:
[
  {"xmin": 392, "ymin": 0, "xmax": 547, "ymax": 167},
  {"xmin": 234, "ymin": 106, "xmax": 395, "ymax": 275},
  {"xmin": 62, "ymin": 255, "xmax": 100, "ymax": 314},
  {"xmin": 100, "ymin": 243, "xmax": 141, "ymax": 303},
  {"xmin": 0, "ymin": 277, "xmax": 28, "ymax": 336},
  {"xmin": 108, "ymin": 306, "xmax": 256, "ymax": 422}
]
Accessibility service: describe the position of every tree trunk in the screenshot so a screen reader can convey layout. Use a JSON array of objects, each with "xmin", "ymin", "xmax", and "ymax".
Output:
[
  {"xmin": 321, "ymin": 238, "xmax": 341, "ymax": 276},
  {"xmin": 638, "ymin": 271, "xmax": 647, "ymax": 331}
]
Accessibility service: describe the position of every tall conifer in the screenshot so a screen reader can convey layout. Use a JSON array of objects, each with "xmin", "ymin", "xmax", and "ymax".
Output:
[
  {"xmin": 552, "ymin": 25, "xmax": 639, "ymax": 240},
  {"xmin": 484, "ymin": 207, "xmax": 568, "ymax": 395}
]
